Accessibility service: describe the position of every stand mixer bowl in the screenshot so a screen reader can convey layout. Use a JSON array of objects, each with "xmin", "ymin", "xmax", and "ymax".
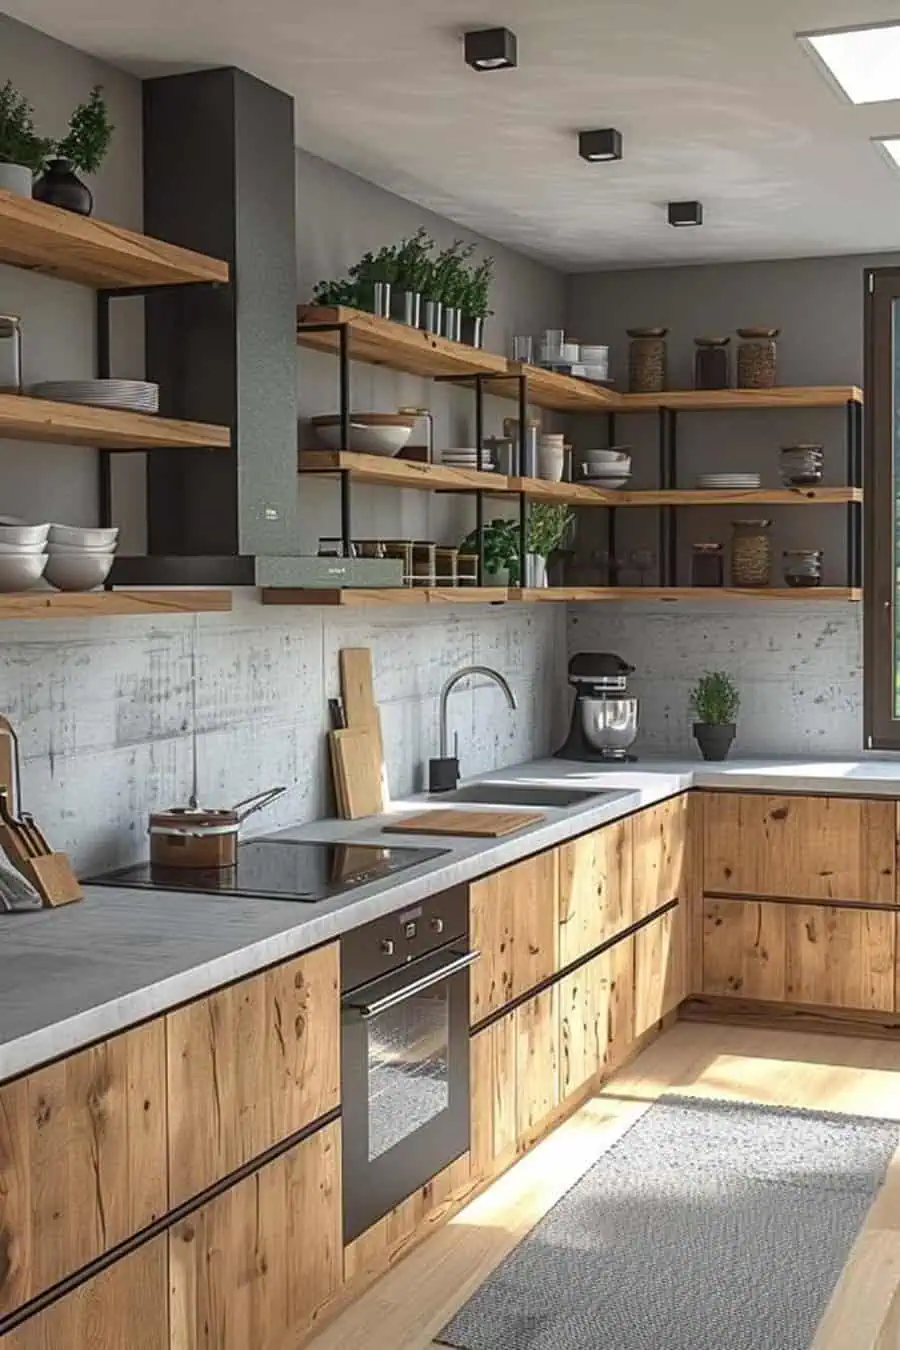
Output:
[{"xmin": 578, "ymin": 696, "xmax": 639, "ymax": 755}]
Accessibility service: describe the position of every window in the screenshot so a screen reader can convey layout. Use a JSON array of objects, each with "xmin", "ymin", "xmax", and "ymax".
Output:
[{"xmin": 864, "ymin": 267, "xmax": 900, "ymax": 748}]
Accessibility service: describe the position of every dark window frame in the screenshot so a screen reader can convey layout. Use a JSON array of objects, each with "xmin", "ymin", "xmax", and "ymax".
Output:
[{"xmin": 864, "ymin": 267, "xmax": 900, "ymax": 749}]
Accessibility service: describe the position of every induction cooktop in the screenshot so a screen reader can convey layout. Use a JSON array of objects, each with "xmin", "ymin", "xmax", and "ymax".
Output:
[{"xmin": 89, "ymin": 839, "xmax": 449, "ymax": 903}]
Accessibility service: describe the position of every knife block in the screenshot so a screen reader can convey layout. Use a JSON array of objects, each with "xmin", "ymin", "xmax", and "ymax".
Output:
[{"xmin": 19, "ymin": 853, "xmax": 83, "ymax": 908}]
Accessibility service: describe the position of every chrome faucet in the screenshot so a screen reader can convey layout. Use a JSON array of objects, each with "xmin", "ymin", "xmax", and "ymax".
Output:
[{"xmin": 438, "ymin": 665, "xmax": 518, "ymax": 767}]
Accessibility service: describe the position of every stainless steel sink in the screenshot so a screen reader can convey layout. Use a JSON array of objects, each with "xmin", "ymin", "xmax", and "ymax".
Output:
[{"xmin": 430, "ymin": 783, "xmax": 607, "ymax": 808}]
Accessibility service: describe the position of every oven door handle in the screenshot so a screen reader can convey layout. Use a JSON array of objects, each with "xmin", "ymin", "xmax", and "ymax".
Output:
[{"xmin": 345, "ymin": 948, "xmax": 481, "ymax": 1020}]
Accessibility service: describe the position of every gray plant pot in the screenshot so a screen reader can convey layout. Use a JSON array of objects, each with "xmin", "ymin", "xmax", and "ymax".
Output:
[
  {"xmin": 0, "ymin": 162, "xmax": 33, "ymax": 197},
  {"xmin": 461, "ymin": 315, "xmax": 485, "ymax": 348},
  {"xmin": 442, "ymin": 306, "xmax": 462, "ymax": 342},
  {"xmin": 391, "ymin": 289, "xmax": 421, "ymax": 328},
  {"xmin": 360, "ymin": 281, "xmax": 391, "ymax": 318},
  {"xmin": 693, "ymin": 722, "xmax": 736, "ymax": 761},
  {"xmin": 422, "ymin": 299, "xmax": 443, "ymax": 335}
]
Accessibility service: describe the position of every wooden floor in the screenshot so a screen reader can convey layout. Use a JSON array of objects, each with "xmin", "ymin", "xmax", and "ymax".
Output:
[{"xmin": 305, "ymin": 1020, "xmax": 900, "ymax": 1350}]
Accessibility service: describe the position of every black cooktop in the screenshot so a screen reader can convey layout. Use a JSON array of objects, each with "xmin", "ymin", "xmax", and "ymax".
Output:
[{"xmin": 89, "ymin": 839, "xmax": 449, "ymax": 903}]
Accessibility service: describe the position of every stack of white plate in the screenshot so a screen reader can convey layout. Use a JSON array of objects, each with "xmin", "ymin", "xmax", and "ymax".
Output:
[
  {"xmin": 0, "ymin": 521, "xmax": 49, "ymax": 592},
  {"xmin": 579, "ymin": 448, "xmax": 632, "ymax": 489},
  {"xmin": 696, "ymin": 473, "xmax": 762, "ymax": 489},
  {"xmin": 31, "ymin": 380, "xmax": 160, "ymax": 414},
  {"xmin": 442, "ymin": 448, "xmax": 497, "ymax": 472},
  {"xmin": 45, "ymin": 524, "xmax": 119, "ymax": 592}
]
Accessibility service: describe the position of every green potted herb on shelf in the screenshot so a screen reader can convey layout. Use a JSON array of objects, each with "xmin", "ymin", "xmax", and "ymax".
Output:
[
  {"xmin": 0, "ymin": 81, "xmax": 52, "ymax": 198},
  {"xmin": 33, "ymin": 85, "xmax": 114, "ymax": 216},
  {"xmin": 391, "ymin": 227, "xmax": 433, "ymax": 328},
  {"xmin": 459, "ymin": 518, "xmax": 518, "ymax": 585},
  {"xmin": 518, "ymin": 503, "xmax": 573, "ymax": 588},
  {"xmin": 310, "ymin": 277, "xmax": 360, "ymax": 307},
  {"xmin": 460, "ymin": 256, "xmax": 494, "ymax": 348},
  {"xmin": 689, "ymin": 671, "xmax": 740, "ymax": 761},
  {"xmin": 349, "ymin": 245, "xmax": 398, "ymax": 318},
  {"xmin": 423, "ymin": 239, "xmax": 467, "ymax": 338}
]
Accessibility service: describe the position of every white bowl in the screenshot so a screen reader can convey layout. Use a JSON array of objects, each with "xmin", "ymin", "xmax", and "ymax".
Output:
[
  {"xmin": 0, "ymin": 553, "xmax": 48, "ymax": 592},
  {"xmin": 583, "ymin": 475, "xmax": 629, "ymax": 489},
  {"xmin": 311, "ymin": 414, "xmax": 414, "ymax": 458},
  {"xmin": 49, "ymin": 523, "xmax": 119, "ymax": 549},
  {"xmin": 47, "ymin": 542, "xmax": 117, "ymax": 557},
  {"xmin": 44, "ymin": 552, "xmax": 114, "ymax": 592},
  {"xmin": 584, "ymin": 450, "xmax": 630, "ymax": 465},
  {"xmin": 0, "ymin": 522, "xmax": 49, "ymax": 546},
  {"xmin": 0, "ymin": 539, "xmax": 45, "ymax": 555}
]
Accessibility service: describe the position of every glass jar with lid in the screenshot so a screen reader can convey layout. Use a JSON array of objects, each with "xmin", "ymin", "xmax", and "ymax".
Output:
[
  {"xmin": 691, "ymin": 542, "xmax": 724, "ymax": 587},
  {"xmin": 627, "ymin": 327, "xmax": 668, "ymax": 394},
  {"xmin": 693, "ymin": 337, "xmax": 730, "ymax": 391},
  {"xmin": 736, "ymin": 327, "xmax": 779, "ymax": 390},
  {"xmin": 731, "ymin": 519, "xmax": 773, "ymax": 588},
  {"xmin": 783, "ymin": 549, "xmax": 823, "ymax": 588},
  {"xmin": 0, "ymin": 315, "xmax": 22, "ymax": 393}
]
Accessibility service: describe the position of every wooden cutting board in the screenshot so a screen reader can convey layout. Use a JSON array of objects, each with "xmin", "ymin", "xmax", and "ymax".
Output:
[
  {"xmin": 383, "ymin": 808, "xmax": 544, "ymax": 838},
  {"xmin": 328, "ymin": 727, "xmax": 384, "ymax": 820},
  {"xmin": 339, "ymin": 647, "xmax": 387, "ymax": 809}
]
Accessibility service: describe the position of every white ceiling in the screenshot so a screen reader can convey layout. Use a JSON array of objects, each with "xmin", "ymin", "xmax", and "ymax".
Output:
[{"xmin": 7, "ymin": 0, "xmax": 900, "ymax": 269}]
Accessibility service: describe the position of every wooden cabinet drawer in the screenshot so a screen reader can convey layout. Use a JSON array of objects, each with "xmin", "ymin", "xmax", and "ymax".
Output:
[
  {"xmin": 558, "ymin": 819, "xmax": 632, "ymax": 968},
  {"xmin": 703, "ymin": 898, "xmax": 896, "ymax": 1012},
  {"xmin": 634, "ymin": 906, "xmax": 686, "ymax": 1037},
  {"xmin": 559, "ymin": 936, "xmax": 634, "ymax": 1103},
  {"xmin": 633, "ymin": 795, "xmax": 690, "ymax": 921},
  {"xmin": 169, "ymin": 1121, "xmax": 342, "ymax": 1350},
  {"xmin": 703, "ymin": 793, "xmax": 895, "ymax": 905},
  {"xmin": 469, "ymin": 851, "xmax": 559, "ymax": 1023},
  {"xmin": 0, "ymin": 1021, "xmax": 166, "ymax": 1317},
  {"xmin": 167, "ymin": 941, "xmax": 340, "ymax": 1204},
  {"xmin": 1, "ymin": 1236, "xmax": 168, "ymax": 1350}
]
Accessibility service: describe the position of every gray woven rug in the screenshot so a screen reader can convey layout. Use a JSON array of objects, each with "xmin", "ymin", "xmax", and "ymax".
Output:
[{"xmin": 436, "ymin": 1094, "xmax": 899, "ymax": 1350}]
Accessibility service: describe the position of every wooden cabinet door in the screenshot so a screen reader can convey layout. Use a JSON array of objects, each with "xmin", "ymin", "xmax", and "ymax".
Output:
[
  {"xmin": 169, "ymin": 1121, "xmax": 342, "ymax": 1350},
  {"xmin": 634, "ymin": 906, "xmax": 685, "ymax": 1038},
  {"xmin": 167, "ymin": 941, "xmax": 340, "ymax": 1204},
  {"xmin": 703, "ymin": 898, "xmax": 896, "ymax": 1012},
  {"xmin": 515, "ymin": 985, "xmax": 560, "ymax": 1143},
  {"xmin": 0, "ymin": 1022, "xmax": 166, "ymax": 1317},
  {"xmin": 632, "ymin": 794, "xmax": 690, "ymax": 921},
  {"xmin": 559, "ymin": 936, "xmax": 634, "ymax": 1102},
  {"xmin": 703, "ymin": 793, "xmax": 895, "ymax": 905},
  {"xmin": 469, "ymin": 851, "xmax": 559, "ymax": 1023},
  {"xmin": 470, "ymin": 1012, "xmax": 517, "ymax": 1182},
  {"xmin": 1, "ymin": 1236, "xmax": 168, "ymax": 1350},
  {"xmin": 558, "ymin": 819, "xmax": 632, "ymax": 968}
]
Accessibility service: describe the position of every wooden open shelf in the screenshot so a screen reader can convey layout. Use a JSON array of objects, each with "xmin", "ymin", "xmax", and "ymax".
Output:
[
  {"xmin": 0, "ymin": 393, "xmax": 230, "ymax": 451},
  {"xmin": 0, "ymin": 188, "xmax": 229, "ymax": 289},
  {"xmin": 503, "ymin": 363, "xmax": 618, "ymax": 412},
  {"xmin": 517, "ymin": 482, "xmax": 863, "ymax": 506},
  {"xmin": 298, "ymin": 449, "xmax": 507, "ymax": 494},
  {"xmin": 262, "ymin": 586, "xmax": 510, "ymax": 607},
  {"xmin": 297, "ymin": 306, "xmax": 508, "ymax": 380},
  {"xmin": 0, "ymin": 588, "xmax": 232, "ymax": 621},
  {"xmin": 514, "ymin": 586, "xmax": 863, "ymax": 603},
  {"xmin": 616, "ymin": 386, "xmax": 864, "ymax": 412}
]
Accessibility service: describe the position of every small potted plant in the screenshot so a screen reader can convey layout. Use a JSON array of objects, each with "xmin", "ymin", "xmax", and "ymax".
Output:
[
  {"xmin": 422, "ymin": 239, "xmax": 467, "ymax": 338},
  {"xmin": 517, "ymin": 503, "xmax": 573, "ymax": 587},
  {"xmin": 0, "ymin": 81, "xmax": 51, "ymax": 197},
  {"xmin": 689, "ymin": 671, "xmax": 740, "ymax": 761},
  {"xmin": 349, "ymin": 245, "xmax": 397, "ymax": 318},
  {"xmin": 310, "ymin": 277, "xmax": 360, "ymax": 307},
  {"xmin": 460, "ymin": 255, "xmax": 494, "ymax": 348},
  {"xmin": 440, "ymin": 241, "xmax": 475, "ymax": 342},
  {"xmin": 459, "ymin": 518, "xmax": 518, "ymax": 585},
  {"xmin": 33, "ymin": 85, "xmax": 114, "ymax": 215},
  {"xmin": 391, "ymin": 227, "xmax": 433, "ymax": 328}
]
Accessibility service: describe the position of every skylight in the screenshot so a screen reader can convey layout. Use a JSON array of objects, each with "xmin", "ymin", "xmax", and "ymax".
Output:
[
  {"xmin": 876, "ymin": 138, "xmax": 900, "ymax": 170},
  {"xmin": 803, "ymin": 24, "xmax": 900, "ymax": 104}
]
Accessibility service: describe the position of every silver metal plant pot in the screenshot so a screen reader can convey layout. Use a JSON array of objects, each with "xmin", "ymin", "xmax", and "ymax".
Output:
[
  {"xmin": 361, "ymin": 281, "xmax": 392, "ymax": 318},
  {"xmin": 442, "ymin": 306, "xmax": 462, "ymax": 342},
  {"xmin": 460, "ymin": 315, "xmax": 485, "ymax": 348},
  {"xmin": 391, "ymin": 289, "xmax": 421, "ymax": 328},
  {"xmin": 422, "ymin": 299, "xmax": 443, "ymax": 335}
]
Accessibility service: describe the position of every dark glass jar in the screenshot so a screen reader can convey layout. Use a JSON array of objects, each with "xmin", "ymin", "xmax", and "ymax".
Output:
[
  {"xmin": 693, "ymin": 337, "xmax": 731, "ymax": 391},
  {"xmin": 627, "ymin": 327, "xmax": 668, "ymax": 394},
  {"xmin": 691, "ymin": 542, "xmax": 724, "ymax": 587}
]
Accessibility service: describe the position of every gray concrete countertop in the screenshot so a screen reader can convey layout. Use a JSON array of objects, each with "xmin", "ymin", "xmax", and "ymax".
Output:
[{"xmin": 3, "ymin": 753, "xmax": 900, "ymax": 1082}]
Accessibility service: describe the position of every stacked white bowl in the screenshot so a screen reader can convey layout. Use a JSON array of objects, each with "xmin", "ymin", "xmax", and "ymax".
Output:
[
  {"xmin": 0, "ymin": 521, "xmax": 50, "ymax": 592},
  {"xmin": 580, "ymin": 449, "xmax": 633, "ymax": 489},
  {"xmin": 45, "ymin": 524, "xmax": 119, "ymax": 591}
]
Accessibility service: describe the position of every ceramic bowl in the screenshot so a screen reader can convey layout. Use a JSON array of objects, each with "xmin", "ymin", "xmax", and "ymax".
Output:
[
  {"xmin": 0, "ymin": 539, "xmax": 45, "ymax": 555},
  {"xmin": 43, "ymin": 552, "xmax": 114, "ymax": 592},
  {"xmin": 47, "ymin": 542, "xmax": 117, "ymax": 557},
  {"xmin": 49, "ymin": 523, "xmax": 119, "ymax": 549},
  {"xmin": 0, "ymin": 552, "xmax": 48, "ymax": 592},
  {"xmin": 311, "ymin": 413, "xmax": 415, "ymax": 457},
  {"xmin": 0, "ymin": 522, "xmax": 49, "ymax": 546}
]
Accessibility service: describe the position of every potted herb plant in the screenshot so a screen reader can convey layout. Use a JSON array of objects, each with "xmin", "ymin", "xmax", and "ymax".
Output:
[
  {"xmin": 422, "ymin": 240, "xmax": 466, "ymax": 338},
  {"xmin": 391, "ymin": 227, "xmax": 433, "ymax": 328},
  {"xmin": 441, "ymin": 241, "xmax": 475, "ymax": 342},
  {"xmin": 33, "ymin": 85, "xmax": 114, "ymax": 215},
  {"xmin": 349, "ymin": 245, "xmax": 398, "ymax": 318},
  {"xmin": 459, "ymin": 518, "xmax": 518, "ymax": 585},
  {"xmin": 689, "ymin": 671, "xmax": 740, "ymax": 761},
  {"xmin": 310, "ymin": 277, "xmax": 360, "ymax": 307},
  {"xmin": 0, "ymin": 81, "xmax": 51, "ymax": 197},
  {"xmin": 518, "ymin": 503, "xmax": 573, "ymax": 587},
  {"xmin": 460, "ymin": 255, "xmax": 494, "ymax": 348}
]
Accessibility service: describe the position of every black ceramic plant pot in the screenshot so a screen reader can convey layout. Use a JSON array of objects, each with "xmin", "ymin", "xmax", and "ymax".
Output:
[
  {"xmin": 693, "ymin": 722, "xmax": 736, "ymax": 761},
  {"xmin": 460, "ymin": 315, "xmax": 485, "ymax": 348},
  {"xmin": 33, "ymin": 159, "xmax": 93, "ymax": 215}
]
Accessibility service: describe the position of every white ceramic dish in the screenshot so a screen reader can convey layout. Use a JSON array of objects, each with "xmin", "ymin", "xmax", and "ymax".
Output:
[
  {"xmin": 583, "ymin": 476, "xmax": 629, "ymax": 489},
  {"xmin": 44, "ymin": 552, "xmax": 114, "ymax": 591},
  {"xmin": 47, "ymin": 542, "xmax": 117, "ymax": 557},
  {"xmin": 0, "ymin": 540, "xmax": 45, "ymax": 555},
  {"xmin": 0, "ymin": 522, "xmax": 49, "ymax": 546},
  {"xmin": 48, "ymin": 524, "xmax": 120, "ymax": 548},
  {"xmin": 312, "ymin": 414, "xmax": 415, "ymax": 458},
  {"xmin": 584, "ymin": 450, "xmax": 631, "ymax": 465},
  {"xmin": 0, "ymin": 552, "xmax": 48, "ymax": 592}
]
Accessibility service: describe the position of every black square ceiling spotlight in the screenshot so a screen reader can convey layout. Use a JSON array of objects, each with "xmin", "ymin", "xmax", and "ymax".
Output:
[
  {"xmin": 464, "ymin": 27, "xmax": 518, "ymax": 71},
  {"xmin": 578, "ymin": 129, "xmax": 623, "ymax": 162},
  {"xmin": 668, "ymin": 200, "xmax": 704, "ymax": 227}
]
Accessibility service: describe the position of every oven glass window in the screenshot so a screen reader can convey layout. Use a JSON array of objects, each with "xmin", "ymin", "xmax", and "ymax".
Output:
[{"xmin": 367, "ymin": 984, "xmax": 450, "ymax": 1161}]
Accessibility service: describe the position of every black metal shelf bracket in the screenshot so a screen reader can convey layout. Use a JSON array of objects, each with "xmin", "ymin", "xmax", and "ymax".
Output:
[
  {"xmin": 846, "ymin": 396, "xmax": 863, "ymax": 589},
  {"xmin": 658, "ymin": 407, "xmax": 678, "ymax": 586}
]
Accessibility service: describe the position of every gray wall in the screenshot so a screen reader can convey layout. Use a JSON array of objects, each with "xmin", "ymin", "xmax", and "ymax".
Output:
[
  {"xmin": 564, "ymin": 253, "xmax": 890, "ymax": 755},
  {"xmin": 0, "ymin": 19, "xmax": 568, "ymax": 871}
]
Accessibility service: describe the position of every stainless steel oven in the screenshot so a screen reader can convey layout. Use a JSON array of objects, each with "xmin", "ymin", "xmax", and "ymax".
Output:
[{"xmin": 341, "ymin": 885, "xmax": 477, "ymax": 1243}]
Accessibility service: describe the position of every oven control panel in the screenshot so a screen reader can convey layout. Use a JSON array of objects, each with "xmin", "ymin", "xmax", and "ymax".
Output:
[{"xmin": 340, "ymin": 884, "xmax": 469, "ymax": 993}]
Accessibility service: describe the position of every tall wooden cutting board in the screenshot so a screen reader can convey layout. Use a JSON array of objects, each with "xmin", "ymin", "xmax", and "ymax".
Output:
[{"xmin": 339, "ymin": 647, "xmax": 387, "ymax": 810}]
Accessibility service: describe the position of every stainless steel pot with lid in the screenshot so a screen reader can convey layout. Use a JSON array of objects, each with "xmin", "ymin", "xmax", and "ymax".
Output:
[{"xmin": 148, "ymin": 786, "xmax": 287, "ymax": 868}]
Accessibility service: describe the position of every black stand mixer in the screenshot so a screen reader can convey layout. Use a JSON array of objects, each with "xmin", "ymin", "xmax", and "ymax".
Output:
[{"xmin": 556, "ymin": 652, "xmax": 639, "ymax": 762}]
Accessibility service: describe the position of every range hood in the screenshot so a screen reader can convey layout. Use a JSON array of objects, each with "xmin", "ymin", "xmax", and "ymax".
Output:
[{"xmin": 111, "ymin": 67, "xmax": 319, "ymax": 589}]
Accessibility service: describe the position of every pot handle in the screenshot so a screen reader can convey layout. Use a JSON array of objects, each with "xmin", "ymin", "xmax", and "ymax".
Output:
[{"xmin": 232, "ymin": 786, "xmax": 288, "ymax": 823}]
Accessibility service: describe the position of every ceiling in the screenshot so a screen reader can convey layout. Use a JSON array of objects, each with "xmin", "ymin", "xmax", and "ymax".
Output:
[{"xmin": 7, "ymin": 0, "xmax": 900, "ymax": 269}]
